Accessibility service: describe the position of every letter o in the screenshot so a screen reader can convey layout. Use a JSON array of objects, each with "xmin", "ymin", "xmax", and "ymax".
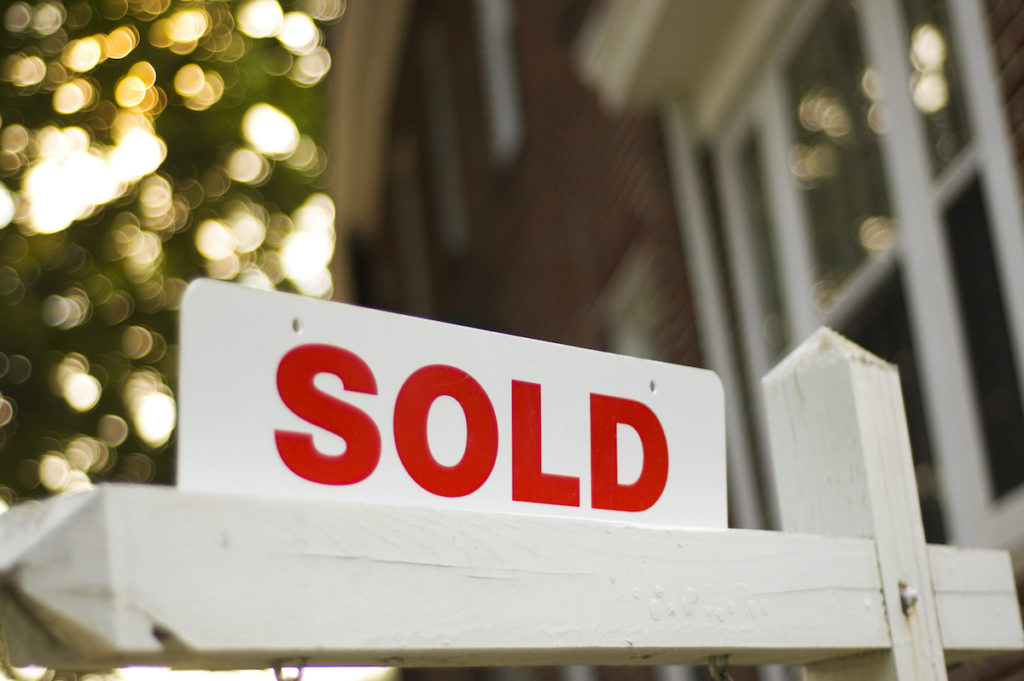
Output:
[{"xmin": 394, "ymin": 365, "xmax": 498, "ymax": 497}]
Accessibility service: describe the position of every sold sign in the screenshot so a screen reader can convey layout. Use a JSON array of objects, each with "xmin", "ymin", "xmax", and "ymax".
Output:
[{"xmin": 178, "ymin": 280, "xmax": 726, "ymax": 528}]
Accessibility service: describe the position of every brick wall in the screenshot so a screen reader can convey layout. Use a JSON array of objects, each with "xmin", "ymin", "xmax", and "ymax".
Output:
[
  {"xmin": 365, "ymin": 0, "xmax": 701, "ymax": 369},
  {"xmin": 988, "ymin": 0, "xmax": 1024, "ymax": 190}
]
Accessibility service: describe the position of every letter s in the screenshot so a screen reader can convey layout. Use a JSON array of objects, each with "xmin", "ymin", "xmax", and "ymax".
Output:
[{"xmin": 274, "ymin": 344, "xmax": 381, "ymax": 485}]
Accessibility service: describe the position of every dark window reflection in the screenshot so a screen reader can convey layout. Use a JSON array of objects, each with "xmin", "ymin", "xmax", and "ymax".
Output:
[
  {"xmin": 786, "ymin": 0, "xmax": 894, "ymax": 310},
  {"xmin": 944, "ymin": 178, "xmax": 1024, "ymax": 498}
]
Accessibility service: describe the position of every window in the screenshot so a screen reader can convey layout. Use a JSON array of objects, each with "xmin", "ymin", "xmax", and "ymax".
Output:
[
  {"xmin": 680, "ymin": 0, "xmax": 1024, "ymax": 550},
  {"xmin": 786, "ymin": 0, "xmax": 894, "ymax": 310}
]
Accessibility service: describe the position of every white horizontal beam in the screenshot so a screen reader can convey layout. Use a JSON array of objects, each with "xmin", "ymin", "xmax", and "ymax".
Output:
[{"xmin": 0, "ymin": 485, "xmax": 1019, "ymax": 671}]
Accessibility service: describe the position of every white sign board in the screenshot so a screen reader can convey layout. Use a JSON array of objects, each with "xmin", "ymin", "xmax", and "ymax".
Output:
[{"xmin": 178, "ymin": 279, "xmax": 725, "ymax": 528}]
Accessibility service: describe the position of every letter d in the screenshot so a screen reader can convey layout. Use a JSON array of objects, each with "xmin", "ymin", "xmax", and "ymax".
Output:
[{"xmin": 590, "ymin": 394, "xmax": 668, "ymax": 511}]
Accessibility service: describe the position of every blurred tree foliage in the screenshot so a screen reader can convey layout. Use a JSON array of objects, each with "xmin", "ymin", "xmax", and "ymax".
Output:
[{"xmin": 0, "ymin": 0, "xmax": 343, "ymax": 504}]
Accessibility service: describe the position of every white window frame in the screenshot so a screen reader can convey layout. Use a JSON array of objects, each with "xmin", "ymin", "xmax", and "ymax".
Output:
[
  {"xmin": 672, "ymin": 0, "xmax": 1024, "ymax": 552},
  {"xmin": 473, "ymin": 0, "xmax": 525, "ymax": 166}
]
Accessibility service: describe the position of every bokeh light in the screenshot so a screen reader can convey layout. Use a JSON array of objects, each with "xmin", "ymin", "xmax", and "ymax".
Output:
[
  {"xmin": 196, "ymin": 218, "xmax": 236, "ymax": 260},
  {"xmin": 39, "ymin": 452, "xmax": 71, "ymax": 491},
  {"xmin": 63, "ymin": 37, "xmax": 105, "ymax": 73},
  {"xmin": 909, "ymin": 23, "xmax": 950, "ymax": 115},
  {"xmin": 4, "ymin": 4, "xmax": 33, "ymax": 33},
  {"xmin": 291, "ymin": 47, "xmax": 331, "ymax": 86},
  {"xmin": 53, "ymin": 354, "xmax": 102, "ymax": 412},
  {"xmin": 10, "ymin": 55, "xmax": 48, "ymax": 87},
  {"xmin": 0, "ymin": 0, "xmax": 337, "ymax": 504},
  {"xmin": 124, "ymin": 370, "xmax": 176, "ymax": 447},
  {"xmin": 53, "ymin": 79, "xmax": 98, "ymax": 114},
  {"xmin": 238, "ymin": 0, "xmax": 285, "ymax": 39},
  {"xmin": 278, "ymin": 12, "xmax": 320, "ymax": 55},
  {"xmin": 32, "ymin": 3, "xmax": 66, "ymax": 36},
  {"xmin": 281, "ymin": 192, "xmax": 335, "ymax": 296},
  {"xmin": 227, "ymin": 147, "xmax": 270, "ymax": 184},
  {"xmin": 242, "ymin": 103, "xmax": 299, "ymax": 157},
  {"xmin": 108, "ymin": 26, "xmax": 141, "ymax": 59},
  {"xmin": 0, "ymin": 182, "xmax": 14, "ymax": 227}
]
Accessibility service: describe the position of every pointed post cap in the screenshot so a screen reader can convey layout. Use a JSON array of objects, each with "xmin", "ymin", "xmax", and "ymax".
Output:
[{"xmin": 763, "ymin": 327, "xmax": 894, "ymax": 384}]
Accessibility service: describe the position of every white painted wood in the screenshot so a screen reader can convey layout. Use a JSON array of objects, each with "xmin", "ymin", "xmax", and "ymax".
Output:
[
  {"xmin": 763, "ymin": 328, "xmax": 950, "ymax": 680},
  {"xmin": 928, "ymin": 544, "xmax": 1023, "ymax": 660},
  {"xmin": 0, "ymin": 484, "xmax": 1019, "ymax": 672},
  {"xmin": 660, "ymin": 105, "xmax": 767, "ymax": 530},
  {"xmin": 0, "ymin": 486, "xmax": 882, "ymax": 668}
]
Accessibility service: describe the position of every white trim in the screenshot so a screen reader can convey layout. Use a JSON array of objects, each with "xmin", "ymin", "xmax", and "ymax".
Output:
[
  {"xmin": 714, "ymin": 115, "xmax": 781, "ymax": 528},
  {"xmin": 473, "ymin": 0, "xmax": 524, "ymax": 166},
  {"xmin": 857, "ymin": 0, "xmax": 991, "ymax": 546},
  {"xmin": 661, "ymin": 104, "xmax": 769, "ymax": 530},
  {"xmin": 701, "ymin": 0, "xmax": 828, "ymax": 140},
  {"xmin": 759, "ymin": 75, "xmax": 819, "ymax": 341}
]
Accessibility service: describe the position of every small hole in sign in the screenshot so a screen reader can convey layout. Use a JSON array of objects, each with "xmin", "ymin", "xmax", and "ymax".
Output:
[
  {"xmin": 292, "ymin": 318, "xmax": 302, "ymax": 333},
  {"xmin": 649, "ymin": 380, "xmax": 657, "ymax": 394}
]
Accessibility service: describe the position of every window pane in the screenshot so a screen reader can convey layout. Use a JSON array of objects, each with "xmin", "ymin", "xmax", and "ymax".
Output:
[
  {"xmin": 944, "ymin": 178, "xmax": 1024, "ymax": 498},
  {"xmin": 899, "ymin": 0, "xmax": 972, "ymax": 175},
  {"xmin": 786, "ymin": 0, "xmax": 894, "ymax": 310},
  {"xmin": 737, "ymin": 131, "xmax": 789, "ymax": 358}
]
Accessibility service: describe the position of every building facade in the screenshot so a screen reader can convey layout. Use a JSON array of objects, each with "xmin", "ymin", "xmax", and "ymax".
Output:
[{"xmin": 329, "ymin": 0, "xmax": 1024, "ymax": 678}]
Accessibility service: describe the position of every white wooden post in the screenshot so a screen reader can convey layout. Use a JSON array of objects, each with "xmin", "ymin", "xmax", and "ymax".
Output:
[{"xmin": 763, "ymin": 327, "xmax": 946, "ymax": 680}]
